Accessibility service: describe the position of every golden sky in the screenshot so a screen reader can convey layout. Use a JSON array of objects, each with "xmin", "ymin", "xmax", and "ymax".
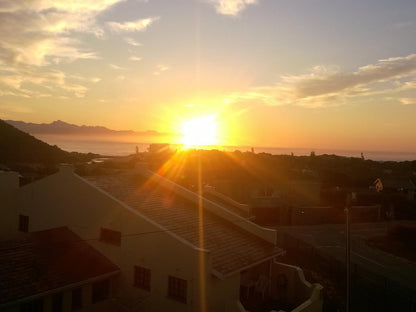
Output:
[{"xmin": 1, "ymin": 0, "xmax": 416, "ymax": 152}]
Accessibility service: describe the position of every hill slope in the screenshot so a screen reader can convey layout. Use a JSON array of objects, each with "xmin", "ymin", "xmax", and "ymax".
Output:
[{"xmin": 0, "ymin": 119, "xmax": 97, "ymax": 166}]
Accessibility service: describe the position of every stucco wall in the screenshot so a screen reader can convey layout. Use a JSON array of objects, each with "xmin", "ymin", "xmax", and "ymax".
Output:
[
  {"xmin": 14, "ymin": 167, "xmax": 240, "ymax": 312},
  {"xmin": 0, "ymin": 171, "xmax": 20, "ymax": 236},
  {"xmin": 270, "ymin": 261, "xmax": 323, "ymax": 312}
]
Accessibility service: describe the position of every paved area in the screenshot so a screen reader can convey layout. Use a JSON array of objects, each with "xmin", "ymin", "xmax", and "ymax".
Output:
[{"xmin": 273, "ymin": 221, "xmax": 416, "ymax": 292}]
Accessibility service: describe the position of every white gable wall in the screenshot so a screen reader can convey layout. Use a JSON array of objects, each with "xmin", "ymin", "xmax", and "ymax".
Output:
[{"xmin": 14, "ymin": 167, "xmax": 241, "ymax": 311}]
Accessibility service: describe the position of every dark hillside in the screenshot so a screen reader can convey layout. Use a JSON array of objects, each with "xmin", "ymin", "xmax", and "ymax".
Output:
[{"xmin": 0, "ymin": 119, "xmax": 98, "ymax": 166}]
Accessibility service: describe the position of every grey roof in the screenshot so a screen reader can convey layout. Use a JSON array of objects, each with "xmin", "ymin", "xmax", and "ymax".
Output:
[{"xmin": 86, "ymin": 173, "xmax": 283, "ymax": 277}]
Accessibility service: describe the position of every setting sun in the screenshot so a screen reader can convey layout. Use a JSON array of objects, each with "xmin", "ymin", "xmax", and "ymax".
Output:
[{"xmin": 181, "ymin": 116, "xmax": 218, "ymax": 147}]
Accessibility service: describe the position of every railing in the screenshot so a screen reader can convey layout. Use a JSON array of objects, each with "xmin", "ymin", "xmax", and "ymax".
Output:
[{"xmin": 270, "ymin": 261, "xmax": 323, "ymax": 312}]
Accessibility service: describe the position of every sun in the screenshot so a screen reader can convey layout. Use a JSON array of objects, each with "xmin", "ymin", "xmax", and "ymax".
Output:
[{"xmin": 181, "ymin": 115, "xmax": 218, "ymax": 147}]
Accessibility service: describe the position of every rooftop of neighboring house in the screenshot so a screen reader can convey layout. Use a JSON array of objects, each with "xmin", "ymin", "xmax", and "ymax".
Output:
[
  {"xmin": 380, "ymin": 177, "xmax": 416, "ymax": 190},
  {"xmin": 85, "ymin": 172, "xmax": 284, "ymax": 278},
  {"xmin": 0, "ymin": 227, "xmax": 119, "ymax": 305}
]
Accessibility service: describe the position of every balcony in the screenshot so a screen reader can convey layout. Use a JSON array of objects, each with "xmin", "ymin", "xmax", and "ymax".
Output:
[{"xmin": 239, "ymin": 260, "xmax": 323, "ymax": 312}]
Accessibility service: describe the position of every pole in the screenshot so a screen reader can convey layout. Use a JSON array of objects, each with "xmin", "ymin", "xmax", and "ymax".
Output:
[{"xmin": 345, "ymin": 194, "xmax": 351, "ymax": 312}]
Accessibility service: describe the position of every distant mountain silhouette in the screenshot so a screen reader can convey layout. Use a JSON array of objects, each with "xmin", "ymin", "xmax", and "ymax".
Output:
[
  {"xmin": 5, "ymin": 120, "xmax": 170, "ymax": 137},
  {"xmin": 0, "ymin": 119, "xmax": 98, "ymax": 166}
]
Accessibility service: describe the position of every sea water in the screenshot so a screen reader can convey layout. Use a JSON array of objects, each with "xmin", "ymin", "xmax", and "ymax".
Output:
[{"xmin": 36, "ymin": 134, "xmax": 416, "ymax": 161}]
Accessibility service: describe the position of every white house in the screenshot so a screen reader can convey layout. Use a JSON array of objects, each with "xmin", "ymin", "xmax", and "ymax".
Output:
[{"xmin": 0, "ymin": 165, "xmax": 322, "ymax": 312}]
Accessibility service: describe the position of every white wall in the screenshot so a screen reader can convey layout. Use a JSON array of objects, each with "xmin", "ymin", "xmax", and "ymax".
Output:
[
  {"xmin": 0, "ymin": 171, "xmax": 19, "ymax": 236},
  {"xmin": 15, "ymin": 167, "xmax": 240, "ymax": 312}
]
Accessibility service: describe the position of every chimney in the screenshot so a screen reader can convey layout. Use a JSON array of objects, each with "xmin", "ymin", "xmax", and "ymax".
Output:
[
  {"xmin": 0, "ymin": 171, "xmax": 20, "ymax": 193},
  {"xmin": 58, "ymin": 163, "xmax": 75, "ymax": 175}
]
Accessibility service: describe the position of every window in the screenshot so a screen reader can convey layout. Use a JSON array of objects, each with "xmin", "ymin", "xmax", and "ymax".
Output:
[
  {"xmin": 99, "ymin": 228, "xmax": 121, "ymax": 246},
  {"xmin": 71, "ymin": 288, "xmax": 82, "ymax": 311},
  {"xmin": 52, "ymin": 293, "xmax": 63, "ymax": 312},
  {"xmin": 134, "ymin": 266, "xmax": 151, "ymax": 291},
  {"xmin": 92, "ymin": 279, "xmax": 109, "ymax": 303},
  {"xmin": 20, "ymin": 299, "xmax": 43, "ymax": 312},
  {"xmin": 168, "ymin": 276, "xmax": 187, "ymax": 303},
  {"xmin": 19, "ymin": 215, "xmax": 29, "ymax": 232}
]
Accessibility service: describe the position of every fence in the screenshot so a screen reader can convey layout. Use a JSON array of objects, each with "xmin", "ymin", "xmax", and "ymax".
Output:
[{"xmin": 278, "ymin": 231, "xmax": 416, "ymax": 312}]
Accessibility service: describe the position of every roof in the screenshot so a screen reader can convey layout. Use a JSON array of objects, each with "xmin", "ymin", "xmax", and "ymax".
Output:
[
  {"xmin": 85, "ymin": 173, "xmax": 283, "ymax": 277},
  {"xmin": 381, "ymin": 177, "xmax": 416, "ymax": 190},
  {"xmin": 0, "ymin": 227, "xmax": 119, "ymax": 305}
]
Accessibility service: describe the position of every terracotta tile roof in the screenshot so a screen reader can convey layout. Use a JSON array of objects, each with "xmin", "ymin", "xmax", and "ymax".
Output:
[
  {"xmin": 85, "ymin": 173, "xmax": 283, "ymax": 277},
  {"xmin": 0, "ymin": 227, "xmax": 119, "ymax": 304}
]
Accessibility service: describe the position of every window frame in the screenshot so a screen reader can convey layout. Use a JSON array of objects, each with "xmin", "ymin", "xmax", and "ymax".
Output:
[
  {"xmin": 18, "ymin": 214, "xmax": 29, "ymax": 232},
  {"xmin": 99, "ymin": 227, "xmax": 121, "ymax": 246},
  {"xmin": 134, "ymin": 265, "xmax": 151, "ymax": 291},
  {"xmin": 52, "ymin": 293, "xmax": 63, "ymax": 312},
  {"xmin": 167, "ymin": 275, "xmax": 187, "ymax": 303},
  {"xmin": 71, "ymin": 287, "xmax": 83, "ymax": 311},
  {"xmin": 92, "ymin": 279, "xmax": 110, "ymax": 303}
]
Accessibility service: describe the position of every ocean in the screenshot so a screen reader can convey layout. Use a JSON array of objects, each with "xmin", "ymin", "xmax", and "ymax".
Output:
[{"xmin": 36, "ymin": 134, "xmax": 416, "ymax": 162}]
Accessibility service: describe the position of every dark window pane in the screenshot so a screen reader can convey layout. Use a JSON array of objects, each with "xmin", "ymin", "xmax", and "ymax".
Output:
[
  {"xmin": 99, "ymin": 228, "xmax": 121, "ymax": 246},
  {"xmin": 71, "ymin": 288, "xmax": 82, "ymax": 311},
  {"xmin": 168, "ymin": 276, "xmax": 187, "ymax": 303},
  {"xmin": 19, "ymin": 215, "xmax": 29, "ymax": 232},
  {"xmin": 52, "ymin": 293, "xmax": 63, "ymax": 312},
  {"xmin": 92, "ymin": 279, "xmax": 109, "ymax": 303},
  {"xmin": 134, "ymin": 266, "xmax": 151, "ymax": 291}
]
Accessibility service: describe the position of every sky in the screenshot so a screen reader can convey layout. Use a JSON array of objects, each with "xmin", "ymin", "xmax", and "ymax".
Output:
[{"xmin": 1, "ymin": 0, "xmax": 416, "ymax": 152}]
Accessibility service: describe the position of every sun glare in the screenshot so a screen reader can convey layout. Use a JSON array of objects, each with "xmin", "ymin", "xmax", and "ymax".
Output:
[{"xmin": 181, "ymin": 116, "xmax": 218, "ymax": 147}]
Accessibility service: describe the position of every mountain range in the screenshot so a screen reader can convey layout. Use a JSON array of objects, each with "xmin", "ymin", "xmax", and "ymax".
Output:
[
  {"xmin": 5, "ymin": 120, "xmax": 173, "ymax": 138},
  {"xmin": 0, "ymin": 119, "xmax": 98, "ymax": 168}
]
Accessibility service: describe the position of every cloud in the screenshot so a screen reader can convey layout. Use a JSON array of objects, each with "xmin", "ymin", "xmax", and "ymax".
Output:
[
  {"xmin": 0, "ymin": 0, "xmax": 131, "ymax": 99},
  {"xmin": 231, "ymin": 54, "xmax": 416, "ymax": 107},
  {"xmin": 0, "ymin": 0, "xmax": 123, "ymax": 67},
  {"xmin": 207, "ymin": 0, "xmax": 258, "ymax": 16},
  {"xmin": 124, "ymin": 37, "xmax": 142, "ymax": 46},
  {"xmin": 153, "ymin": 64, "xmax": 169, "ymax": 75},
  {"xmin": 107, "ymin": 17, "xmax": 159, "ymax": 33},
  {"xmin": 400, "ymin": 98, "xmax": 416, "ymax": 105},
  {"xmin": 129, "ymin": 56, "xmax": 142, "ymax": 62},
  {"xmin": 0, "ymin": 69, "xmax": 89, "ymax": 98},
  {"xmin": 110, "ymin": 64, "xmax": 127, "ymax": 70}
]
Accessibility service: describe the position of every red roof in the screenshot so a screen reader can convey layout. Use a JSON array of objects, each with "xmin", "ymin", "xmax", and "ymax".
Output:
[
  {"xmin": 0, "ymin": 227, "xmax": 119, "ymax": 304},
  {"xmin": 86, "ymin": 173, "xmax": 283, "ymax": 277}
]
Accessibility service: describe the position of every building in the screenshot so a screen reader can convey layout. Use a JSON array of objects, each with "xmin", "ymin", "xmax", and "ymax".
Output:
[
  {"xmin": 0, "ymin": 227, "xmax": 119, "ymax": 312},
  {"xmin": 1, "ymin": 165, "xmax": 322, "ymax": 312}
]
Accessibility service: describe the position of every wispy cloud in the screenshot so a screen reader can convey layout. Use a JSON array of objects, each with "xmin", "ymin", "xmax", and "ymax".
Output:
[
  {"xmin": 0, "ymin": 0, "xmax": 122, "ymax": 67},
  {"xmin": 0, "ymin": 69, "xmax": 90, "ymax": 98},
  {"xmin": 110, "ymin": 64, "xmax": 127, "ymax": 70},
  {"xmin": 400, "ymin": 98, "xmax": 416, "ymax": 105},
  {"xmin": 124, "ymin": 37, "xmax": 142, "ymax": 46},
  {"xmin": 230, "ymin": 54, "xmax": 416, "ymax": 107},
  {"xmin": 0, "ymin": 0, "xmax": 128, "ymax": 99},
  {"xmin": 108, "ymin": 17, "xmax": 159, "ymax": 33},
  {"xmin": 153, "ymin": 64, "xmax": 169, "ymax": 75},
  {"xmin": 207, "ymin": 0, "xmax": 258, "ymax": 16},
  {"xmin": 129, "ymin": 56, "xmax": 142, "ymax": 62}
]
